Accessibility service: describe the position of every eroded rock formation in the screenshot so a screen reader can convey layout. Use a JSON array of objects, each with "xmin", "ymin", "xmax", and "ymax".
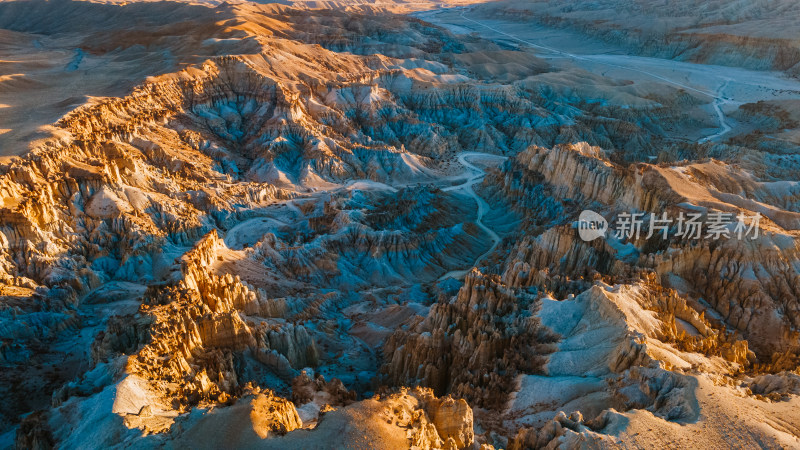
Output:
[{"xmin": 2, "ymin": 0, "xmax": 800, "ymax": 448}]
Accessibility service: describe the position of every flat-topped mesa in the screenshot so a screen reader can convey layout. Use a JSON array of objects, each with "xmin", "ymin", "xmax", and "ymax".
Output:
[{"xmin": 382, "ymin": 269, "xmax": 557, "ymax": 409}]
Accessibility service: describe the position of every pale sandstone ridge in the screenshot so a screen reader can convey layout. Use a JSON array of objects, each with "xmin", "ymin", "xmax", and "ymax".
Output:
[
  {"xmin": 126, "ymin": 230, "xmax": 319, "ymax": 411},
  {"xmin": 168, "ymin": 387, "xmax": 476, "ymax": 449}
]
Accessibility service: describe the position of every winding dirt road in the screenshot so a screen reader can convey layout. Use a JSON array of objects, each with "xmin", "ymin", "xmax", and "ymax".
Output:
[
  {"xmin": 699, "ymin": 82, "xmax": 733, "ymax": 143},
  {"xmin": 438, "ymin": 152, "xmax": 507, "ymax": 281},
  {"xmin": 451, "ymin": 9, "xmax": 736, "ymax": 143},
  {"xmin": 415, "ymin": 8, "xmax": 800, "ymax": 144}
]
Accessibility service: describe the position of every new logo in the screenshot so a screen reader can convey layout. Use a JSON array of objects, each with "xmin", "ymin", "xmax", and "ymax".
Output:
[{"xmin": 577, "ymin": 210, "xmax": 608, "ymax": 241}]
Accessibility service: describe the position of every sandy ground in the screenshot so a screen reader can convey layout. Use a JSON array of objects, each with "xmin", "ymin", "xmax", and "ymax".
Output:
[
  {"xmin": 0, "ymin": 1, "xmax": 260, "ymax": 156},
  {"xmin": 415, "ymin": 7, "xmax": 800, "ymax": 143},
  {"xmin": 615, "ymin": 374, "xmax": 800, "ymax": 449}
]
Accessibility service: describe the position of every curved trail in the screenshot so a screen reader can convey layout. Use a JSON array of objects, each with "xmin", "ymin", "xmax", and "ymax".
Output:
[
  {"xmin": 438, "ymin": 152, "xmax": 507, "ymax": 281},
  {"xmin": 453, "ymin": 9, "xmax": 735, "ymax": 143},
  {"xmin": 699, "ymin": 82, "xmax": 732, "ymax": 143}
]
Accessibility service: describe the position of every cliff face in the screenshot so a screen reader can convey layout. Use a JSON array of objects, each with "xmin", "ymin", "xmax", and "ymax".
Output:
[
  {"xmin": 3, "ymin": 0, "xmax": 800, "ymax": 449},
  {"xmin": 409, "ymin": 138, "xmax": 800, "ymax": 446},
  {"xmin": 514, "ymin": 143, "xmax": 680, "ymax": 212},
  {"xmin": 487, "ymin": 144, "xmax": 800, "ymax": 363},
  {"xmin": 1, "ymin": 3, "xmax": 508, "ymax": 442},
  {"xmin": 0, "ymin": 20, "xmax": 694, "ymax": 304},
  {"xmin": 121, "ymin": 230, "xmax": 326, "ymax": 412},
  {"xmin": 383, "ymin": 270, "xmax": 558, "ymax": 409}
]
